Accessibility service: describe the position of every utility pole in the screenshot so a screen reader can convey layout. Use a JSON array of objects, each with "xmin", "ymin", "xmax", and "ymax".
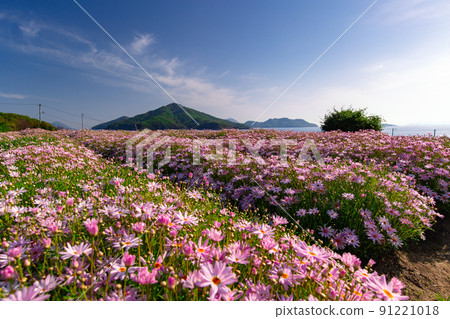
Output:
[
  {"xmin": 81, "ymin": 114, "xmax": 84, "ymax": 130},
  {"xmin": 38, "ymin": 104, "xmax": 42, "ymax": 124}
]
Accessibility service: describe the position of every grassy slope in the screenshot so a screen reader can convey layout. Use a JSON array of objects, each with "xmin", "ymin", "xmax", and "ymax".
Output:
[{"xmin": 0, "ymin": 112, "xmax": 56, "ymax": 132}]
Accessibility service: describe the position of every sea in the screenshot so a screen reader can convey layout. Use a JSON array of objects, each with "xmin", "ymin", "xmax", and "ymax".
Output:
[{"xmin": 262, "ymin": 125, "xmax": 450, "ymax": 137}]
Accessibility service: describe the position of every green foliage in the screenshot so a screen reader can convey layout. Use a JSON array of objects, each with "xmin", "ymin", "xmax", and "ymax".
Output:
[
  {"xmin": 321, "ymin": 107, "xmax": 383, "ymax": 132},
  {"xmin": 0, "ymin": 112, "xmax": 56, "ymax": 132}
]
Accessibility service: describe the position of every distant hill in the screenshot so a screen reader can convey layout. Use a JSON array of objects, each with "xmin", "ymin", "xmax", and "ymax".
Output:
[
  {"xmin": 226, "ymin": 118, "xmax": 240, "ymax": 123},
  {"xmin": 0, "ymin": 112, "xmax": 56, "ymax": 132},
  {"xmin": 92, "ymin": 116, "xmax": 130, "ymax": 130},
  {"xmin": 51, "ymin": 121, "xmax": 73, "ymax": 130},
  {"xmin": 245, "ymin": 117, "xmax": 317, "ymax": 128},
  {"xmin": 92, "ymin": 104, "xmax": 249, "ymax": 130}
]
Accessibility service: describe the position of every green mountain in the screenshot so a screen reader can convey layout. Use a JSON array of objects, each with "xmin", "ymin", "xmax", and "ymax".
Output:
[
  {"xmin": 92, "ymin": 104, "xmax": 249, "ymax": 130},
  {"xmin": 245, "ymin": 117, "xmax": 317, "ymax": 128},
  {"xmin": 0, "ymin": 112, "xmax": 56, "ymax": 132}
]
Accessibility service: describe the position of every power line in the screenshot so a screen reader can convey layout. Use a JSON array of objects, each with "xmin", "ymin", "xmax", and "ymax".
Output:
[
  {"xmin": 41, "ymin": 112, "xmax": 81, "ymax": 127},
  {"xmin": 0, "ymin": 102, "xmax": 37, "ymax": 106},
  {"xmin": 43, "ymin": 104, "xmax": 103, "ymax": 122},
  {"xmin": 43, "ymin": 104, "xmax": 81, "ymax": 118}
]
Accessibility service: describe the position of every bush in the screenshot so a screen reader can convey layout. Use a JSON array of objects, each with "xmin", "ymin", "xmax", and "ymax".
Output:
[{"xmin": 321, "ymin": 107, "xmax": 383, "ymax": 132}]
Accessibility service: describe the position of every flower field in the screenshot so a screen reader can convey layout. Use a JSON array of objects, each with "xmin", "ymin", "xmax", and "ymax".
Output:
[{"xmin": 0, "ymin": 128, "xmax": 448, "ymax": 301}]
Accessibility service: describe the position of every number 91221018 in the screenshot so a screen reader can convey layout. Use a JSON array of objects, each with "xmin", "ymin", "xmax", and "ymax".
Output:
[{"xmin": 379, "ymin": 305, "xmax": 439, "ymax": 316}]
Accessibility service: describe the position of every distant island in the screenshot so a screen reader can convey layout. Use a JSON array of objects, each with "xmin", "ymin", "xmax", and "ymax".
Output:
[
  {"xmin": 92, "ymin": 103, "xmax": 249, "ymax": 130},
  {"xmin": 51, "ymin": 121, "xmax": 73, "ymax": 130},
  {"xmin": 245, "ymin": 117, "xmax": 317, "ymax": 128}
]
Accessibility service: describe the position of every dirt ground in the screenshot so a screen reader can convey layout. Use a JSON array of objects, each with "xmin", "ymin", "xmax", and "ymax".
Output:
[{"xmin": 373, "ymin": 215, "xmax": 450, "ymax": 301}]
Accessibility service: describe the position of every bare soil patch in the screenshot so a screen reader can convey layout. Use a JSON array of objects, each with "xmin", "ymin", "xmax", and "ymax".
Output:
[{"xmin": 374, "ymin": 215, "xmax": 450, "ymax": 300}]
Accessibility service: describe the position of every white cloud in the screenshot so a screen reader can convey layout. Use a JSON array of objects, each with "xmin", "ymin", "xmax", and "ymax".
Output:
[
  {"xmin": 130, "ymin": 33, "xmax": 154, "ymax": 55},
  {"xmin": 19, "ymin": 20, "xmax": 40, "ymax": 37},
  {"xmin": 0, "ymin": 92, "xmax": 25, "ymax": 99}
]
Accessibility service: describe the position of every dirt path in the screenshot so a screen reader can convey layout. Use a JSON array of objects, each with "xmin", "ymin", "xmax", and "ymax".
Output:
[{"xmin": 374, "ymin": 215, "xmax": 450, "ymax": 300}]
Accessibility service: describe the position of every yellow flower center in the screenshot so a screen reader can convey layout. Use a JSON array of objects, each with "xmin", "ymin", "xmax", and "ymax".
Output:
[
  {"xmin": 154, "ymin": 263, "xmax": 162, "ymax": 269},
  {"xmin": 308, "ymin": 251, "xmax": 316, "ymax": 256},
  {"xmin": 119, "ymin": 267, "xmax": 126, "ymax": 272},
  {"xmin": 198, "ymin": 248, "xmax": 205, "ymax": 253},
  {"xmin": 281, "ymin": 273, "xmax": 289, "ymax": 279},
  {"xmin": 383, "ymin": 289, "xmax": 394, "ymax": 299},
  {"xmin": 124, "ymin": 242, "xmax": 131, "ymax": 245},
  {"xmin": 212, "ymin": 277, "xmax": 221, "ymax": 285}
]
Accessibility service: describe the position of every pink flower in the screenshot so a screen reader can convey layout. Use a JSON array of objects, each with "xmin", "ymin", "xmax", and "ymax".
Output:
[
  {"xmin": 196, "ymin": 261, "xmax": 237, "ymax": 299},
  {"xmin": 366, "ymin": 274, "xmax": 409, "ymax": 301},
  {"xmin": 1, "ymin": 265, "xmax": 15, "ymax": 280},
  {"xmin": 268, "ymin": 264, "xmax": 300, "ymax": 291},
  {"xmin": 60, "ymin": 242, "xmax": 92, "ymax": 260},
  {"xmin": 251, "ymin": 223, "xmax": 275, "ymax": 238},
  {"xmin": 7, "ymin": 246, "xmax": 22, "ymax": 258},
  {"xmin": 66, "ymin": 198, "xmax": 74, "ymax": 206},
  {"xmin": 131, "ymin": 222, "xmax": 146, "ymax": 233},
  {"xmin": 341, "ymin": 252, "xmax": 361, "ymax": 269},
  {"xmin": 294, "ymin": 241, "xmax": 331, "ymax": 262},
  {"xmin": 122, "ymin": 252, "xmax": 136, "ymax": 267},
  {"xmin": 131, "ymin": 267, "xmax": 157, "ymax": 285},
  {"xmin": 167, "ymin": 276, "xmax": 177, "ymax": 290},
  {"xmin": 3, "ymin": 286, "xmax": 50, "ymax": 301},
  {"xmin": 83, "ymin": 218, "xmax": 99, "ymax": 236},
  {"xmin": 207, "ymin": 228, "xmax": 225, "ymax": 242}
]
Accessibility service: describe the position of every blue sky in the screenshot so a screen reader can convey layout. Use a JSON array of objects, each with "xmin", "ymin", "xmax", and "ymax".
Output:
[{"xmin": 1, "ymin": 0, "xmax": 450, "ymax": 128}]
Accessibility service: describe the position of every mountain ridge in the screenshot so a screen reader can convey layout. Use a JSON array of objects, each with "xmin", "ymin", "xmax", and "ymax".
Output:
[{"xmin": 92, "ymin": 104, "xmax": 249, "ymax": 130}]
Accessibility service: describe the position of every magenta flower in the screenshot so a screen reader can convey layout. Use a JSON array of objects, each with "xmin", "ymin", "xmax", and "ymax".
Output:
[{"xmin": 196, "ymin": 261, "xmax": 237, "ymax": 299}]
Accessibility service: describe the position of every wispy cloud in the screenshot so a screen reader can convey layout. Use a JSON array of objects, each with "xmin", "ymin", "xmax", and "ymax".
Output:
[
  {"xmin": 129, "ymin": 33, "xmax": 154, "ymax": 55},
  {"xmin": 0, "ymin": 92, "xmax": 26, "ymax": 99},
  {"xmin": 19, "ymin": 20, "xmax": 40, "ymax": 37},
  {"xmin": 374, "ymin": 0, "xmax": 450, "ymax": 24},
  {"xmin": 0, "ymin": 13, "xmax": 254, "ymax": 119}
]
